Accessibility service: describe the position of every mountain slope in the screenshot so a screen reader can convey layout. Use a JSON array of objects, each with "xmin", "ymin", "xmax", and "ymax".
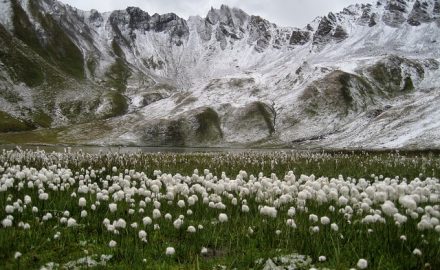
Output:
[{"xmin": 0, "ymin": 0, "xmax": 439, "ymax": 149}]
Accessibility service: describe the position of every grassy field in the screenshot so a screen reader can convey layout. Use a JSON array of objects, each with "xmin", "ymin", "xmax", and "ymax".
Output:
[{"xmin": 0, "ymin": 148, "xmax": 439, "ymax": 269}]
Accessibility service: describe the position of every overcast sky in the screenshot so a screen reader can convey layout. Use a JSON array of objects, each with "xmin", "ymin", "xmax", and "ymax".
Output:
[{"xmin": 59, "ymin": 0, "xmax": 371, "ymax": 27}]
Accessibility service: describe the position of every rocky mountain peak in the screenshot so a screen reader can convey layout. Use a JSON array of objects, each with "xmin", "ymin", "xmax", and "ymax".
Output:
[
  {"xmin": 408, "ymin": 0, "xmax": 433, "ymax": 25},
  {"xmin": 109, "ymin": 6, "xmax": 187, "ymax": 35},
  {"xmin": 312, "ymin": 12, "xmax": 348, "ymax": 47},
  {"xmin": 106, "ymin": 6, "xmax": 189, "ymax": 47},
  {"xmin": 125, "ymin": 7, "xmax": 151, "ymax": 30},
  {"xmin": 206, "ymin": 5, "xmax": 249, "ymax": 27}
]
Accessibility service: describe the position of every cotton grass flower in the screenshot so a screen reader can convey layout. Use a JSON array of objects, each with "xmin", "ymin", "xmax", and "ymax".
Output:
[
  {"xmin": 218, "ymin": 213, "xmax": 228, "ymax": 223},
  {"xmin": 309, "ymin": 214, "xmax": 319, "ymax": 223},
  {"xmin": 14, "ymin": 251, "xmax": 22, "ymax": 259},
  {"xmin": 381, "ymin": 201, "xmax": 398, "ymax": 217},
  {"xmin": 412, "ymin": 248, "xmax": 422, "ymax": 256},
  {"xmin": 109, "ymin": 203, "xmax": 117, "ymax": 213},
  {"xmin": 78, "ymin": 197, "xmax": 86, "ymax": 207},
  {"xmin": 109, "ymin": 240, "xmax": 117, "ymax": 248},
  {"xmin": 286, "ymin": 219, "xmax": 297, "ymax": 229},
  {"xmin": 417, "ymin": 219, "xmax": 433, "ymax": 231},
  {"xmin": 38, "ymin": 193, "xmax": 49, "ymax": 201},
  {"xmin": 399, "ymin": 195, "xmax": 417, "ymax": 210},
  {"xmin": 177, "ymin": 200, "xmax": 185, "ymax": 208},
  {"xmin": 287, "ymin": 207, "xmax": 296, "ymax": 217},
  {"xmin": 153, "ymin": 201, "xmax": 161, "ymax": 209},
  {"xmin": 24, "ymin": 195, "xmax": 31, "ymax": 205},
  {"xmin": 138, "ymin": 230, "xmax": 147, "ymax": 241},
  {"xmin": 5, "ymin": 205, "xmax": 14, "ymax": 213},
  {"xmin": 67, "ymin": 218, "xmax": 77, "ymax": 227},
  {"xmin": 357, "ymin": 259, "xmax": 368, "ymax": 269},
  {"xmin": 187, "ymin": 226, "xmax": 196, "ymax": 233},
  {"xmin": 187, "ymin": 196, "xmax": 196, "ymax": 206},
  {"xmin": 173, "ymin": 218, "xmax": 183, "ymax": 229},
  {"xmin": 152, "ymin": 209, "xmax": 161, "ymax": 219},
  {"xmin": 319, "ymin": 256, "xmax": 326, "ymax": 262},
  {"xmin": 165, "ymin": 247, "xmax": 175, "ymax": 256},
  {"xmin": 142, "ymin": 216, "xmax": 152, "ymax": 226},
  {"xmin": 115, "ymin": 218, "xmax": 126, "ymax": 229},
  {"xmin": 331, "ymin": 223, "xmax": 339, "ymax": 232},
  {"xmin": 311, "ymin": 226, "xmax": 320, "ymax": 234},
  {"xmin": 260, "ymin": 206, "xmax": 277, "ymax": 218},
  {"xmin": 320, "ymin": 216, "xmax": 330, "ymax": 225},
  {"xmin": 60, "ymin": 217, "xmax": 67, "ymax": 224}
]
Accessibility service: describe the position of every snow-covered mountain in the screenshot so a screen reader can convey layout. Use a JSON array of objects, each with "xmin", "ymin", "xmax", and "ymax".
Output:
[{"xmin": 0, "ymin": 0, "xmax": 439, "ymax": 149}]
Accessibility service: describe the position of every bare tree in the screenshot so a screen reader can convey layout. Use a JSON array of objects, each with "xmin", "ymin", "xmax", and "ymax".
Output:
[{"xmin": 267, "ymin": 100, "xmax": 283, "ymax": 133}]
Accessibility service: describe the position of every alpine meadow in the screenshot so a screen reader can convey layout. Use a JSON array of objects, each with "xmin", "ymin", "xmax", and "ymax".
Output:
[{"xmin": 0, "ymin": 0, "xmax": 440, "ymax": 269}]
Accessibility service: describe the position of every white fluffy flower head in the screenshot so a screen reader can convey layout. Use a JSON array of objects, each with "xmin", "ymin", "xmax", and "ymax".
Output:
[
  {"xmin": 357, "ymin": 259, "xmax": 368, "ymax": 269},
  {"xmin": 165, "ymin": 247, "xmax": 175, "ymax": 256}
]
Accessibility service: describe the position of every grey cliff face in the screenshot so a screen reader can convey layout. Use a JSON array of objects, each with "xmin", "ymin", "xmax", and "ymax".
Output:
[
  {"xmin": 312, "ymin": 13, "xmax": 348, "ymax": 47},
  {"xmin": 109, "ymin": 7, "xmax": 189, "ymax": 46},
  {"xmin": 248, "ymin": 16, "xmax": 274, "ymax": 52},
  {"xmin": 289, "ymin": 30, "xmax": 311, "ymax": 45},
  {"xmin": 206, "ymin": 6, "xmax": 249, "ymax": 49},
  {"xmin": 382, "ymin": 0, "xmax": 409, "ymax": 27},
  {"xmin": 407, "ymin": 0, "xmax": 433, "ymax": 26}
]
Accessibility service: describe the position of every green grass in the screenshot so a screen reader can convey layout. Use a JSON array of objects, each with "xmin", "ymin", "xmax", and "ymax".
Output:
[
  {"xmin": 0, "ymin": 23, "xmax": 45, "ymax": 88},
  {"xmin": 16, "ymin": 150, "xmax": 436, "ymax": 181},
  {"xmin": 95, "ymin": 91, "xmax": 129, "ymax": 119},
  {"xmin": 86, "ymin": 56, "xmax": 98, "ymax": 78},
  {"xmin": 28, "ymin": 1, "xmax": 85, "ymax": 80},
  {"xmin": 403, "ymin": 77, "xmax": 415, "ymax": 92},
  {"xmin": 254, "ymin": 102, "xmax": 275, "ymax": 135},
  {"xmin": 58, "ymin": 97, "xmax": 103, "ymax": 123},
  {"xmin": 111, "ymin": 39, "xmax": 124, "ymax": 59},
  {"xmin": 105, "ymin": 39, "xmax": 131, "ymax": 92},
  {"xmin": 32, "ymin": 110, "xmax": 53, "ymax": 128},
  {"xmin": 105, "ymin": 59, "xmax": 131, "ymax": 92},
  {"xmin": 339, "ymin": 72, "xmax": 354, "ymax": 105},
  {"xmin": 367, "ymin": 56, "xmax": 424, "ymax": 96},
  {"xmin": 10, "ymin": 0, "xmax": 85, "ymax": 80},
  {"xmin": 0, "ymin": 150, "xmax": 439, "ymax": 269},
  {"xmin": 0, "ymin": 128, "xmax": 61, "ymax": 144},
  {"xmin": 0, "ymin": 111, "xmax": 34, "ymax": 133},
  {"xmin": 369, "ymin": 62, "xmax": 402, "ymax": 94},
  {"xmin": 195, "ymin": 108, "xmax": 223, "ymax": 142},
  {"xmin": 0, "ymin": 88, "xmax": 23, "ymax": 104}
]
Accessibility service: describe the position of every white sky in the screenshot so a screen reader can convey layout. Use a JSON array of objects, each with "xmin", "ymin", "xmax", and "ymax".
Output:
[{"xmin": 58, "ymin": 0, "xmax": 372, "ymax": 27}]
